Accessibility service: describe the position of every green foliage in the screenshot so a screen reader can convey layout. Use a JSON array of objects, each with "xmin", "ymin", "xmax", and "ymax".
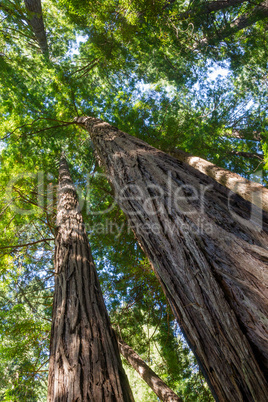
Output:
[{"xmin": 0, "ymin": 254, "xmax": 52, "ymax": 401}]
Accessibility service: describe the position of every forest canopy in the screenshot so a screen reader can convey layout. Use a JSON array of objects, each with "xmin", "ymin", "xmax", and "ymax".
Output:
[{"xmin": 0, "ymin": 0, "xmax": 267, "ymax": 400}]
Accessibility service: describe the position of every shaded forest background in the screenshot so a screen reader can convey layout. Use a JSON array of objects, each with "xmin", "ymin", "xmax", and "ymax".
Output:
[{"xmin": 0, "ymin": 0, "xmax": 267, "ymax": 400}]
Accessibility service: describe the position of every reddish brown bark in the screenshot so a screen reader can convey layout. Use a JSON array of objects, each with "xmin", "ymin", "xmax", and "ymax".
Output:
[
  {"xmin": 47, "ymin": 155, "xmax": 134, "ymax": 401},
  {"xmin": 118, "ymin": 338, "xmax": 182, "ymax": 402},
  {"xmin": 76, "ymin": 116, "xmax": 268, "ymax": 402}
]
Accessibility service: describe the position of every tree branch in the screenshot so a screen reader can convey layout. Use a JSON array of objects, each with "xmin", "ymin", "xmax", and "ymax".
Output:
[
  {"xmin": 231, "ymin": 150, "xmax": 264, "ymax": 160},
  {"xmin": 118, "ymin": 338, "xmax": 182, "ymax": 402},
  {"xmin": 0, "ymin": 238, "xmax": 54, "ymax": 250},
  {"xmin": 2, "ymin": 119, "xmax": 76, "ymax": 141},
  {"xmin": 198, "ymin": 1, "xmax": 268, "ymax": 45},
  {"xmin": 179, "ymin": 0, "xmax": 248, "ymax": 20}
]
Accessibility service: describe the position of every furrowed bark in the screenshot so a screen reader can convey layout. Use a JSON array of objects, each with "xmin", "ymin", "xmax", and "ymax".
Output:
[
  {"xmin": 47, "ymin": 155, "xmax": 134, "ymax": 402},
  {"xmin": 167, "ymin": 148, "xmax": 268, "ymax": 212},
  {"xmin": 24, "ymin": 0, "xmax": 48, "ymax": 56},
  {"xmin": 118, "ymin": 338, "xmax": 182, "ymax": 402},
  {"xmin": 75, "ymin": 116, "xmax": 268, "ymax": 402}
]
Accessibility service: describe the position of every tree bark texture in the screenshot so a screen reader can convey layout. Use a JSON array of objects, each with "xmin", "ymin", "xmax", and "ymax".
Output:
[
  {"xmin": 24, "ymin": 0, "xmax": 48, "ymax": 55},
  {"xmin": 76, "ymin": 116, "xmax": 268, "ymax": 402},
  {"xmin": 118, "ymin": 338, "xmax": 182, "ymax": 402},
  {"xmin": 167, "ymin": 148, "xmax": 268, "ymax": 212},
  {"xmin": 47, "ymin": 155, "xmax": 134, "ymax": 402}
]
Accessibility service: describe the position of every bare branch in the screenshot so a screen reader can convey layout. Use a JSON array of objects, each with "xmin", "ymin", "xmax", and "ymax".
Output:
[
  {"xmin": 0, "ymin": 238, "xmax": 54, "ymax": 250},
  {"xmin": 118, "ymin": 338, "xmax": 182, "ymax": 402}
]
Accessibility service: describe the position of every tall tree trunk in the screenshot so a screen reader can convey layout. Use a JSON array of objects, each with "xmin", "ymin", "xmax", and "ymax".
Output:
[
  {"xmin": 75, "ymin": 116, "xmax": 268, "ymax": 402},
  {"xmin": 47, "ymin": 155, "xmax": 134, "ymax": 401},
  {"xmin": 118, "ymin": 338, "xmax": 182, "ymax": 402},
  {"xmin": 167, "ymin": 148, "xmax": 268, "ymax": 212},
  {"xmin": 24, "ymin": 0, "xmax": 48, "ymax": 56}
]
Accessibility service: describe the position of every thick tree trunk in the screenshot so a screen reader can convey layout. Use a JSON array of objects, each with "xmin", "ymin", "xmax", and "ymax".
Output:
[
  {"xmin": 167, "ymin": 148, "xmax": 268, "ymax": 212},
  {"xmin": 24, "ymin": 0, "xmax": 48, "ymax": 56},
  {"xmin": 118, "ymin": 338, "xmax": 182, "ymax": 402},
  {"xmin": 47, "ymin": 155, "xmax": 134, "ymax": 401},
  {"xmin": 76, "ymin": 116, "xmax": 268, "ymax": 402}
]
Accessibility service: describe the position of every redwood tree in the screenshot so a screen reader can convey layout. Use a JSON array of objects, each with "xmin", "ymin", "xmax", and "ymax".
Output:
[
  {"xmin": 47, "ymin": 154, "xmax": 134, "ymax": 401},
  {"xmin": 24, "ymin": 0, "xmax": 48, "ymax": 56},
  {"xmin": 118, "ymin": 338, "xmax": 182, "ymax": 402},
  {"xmin": 76, "ymin": 116, "xmax": 268, "ymax": 402}
]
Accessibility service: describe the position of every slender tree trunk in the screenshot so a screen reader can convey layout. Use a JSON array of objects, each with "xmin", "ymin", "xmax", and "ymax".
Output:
[
  {"xmin": 118, "ymin": 338, "xmax": 182, "ymax": 402},
  {"xmin": 198, "ymin": 2, "xmax": 268, "ymax": 46},
  {"xmin": 167, "ymin": 148, "xmax": 268, "ymax": 212},
  {"xmin": 76, "ymin": 116, "xmax": 268, "ymax": 402},
  {"xmin": 47, "ymin": 155, "xmax": 134, "ymax": 401},
  {"xmin": 24, "ymin": 0, "xmax": 48, "ymax": 56}
]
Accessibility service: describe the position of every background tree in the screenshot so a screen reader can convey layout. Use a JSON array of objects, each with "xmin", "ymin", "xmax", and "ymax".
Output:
[
  {"xmin": 24, "ymin": 0, "xmax": 49, "ymax": 55},
  {"xmin": 47, "ymin": 154, "xmax": 133, "ymax": 401}
]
